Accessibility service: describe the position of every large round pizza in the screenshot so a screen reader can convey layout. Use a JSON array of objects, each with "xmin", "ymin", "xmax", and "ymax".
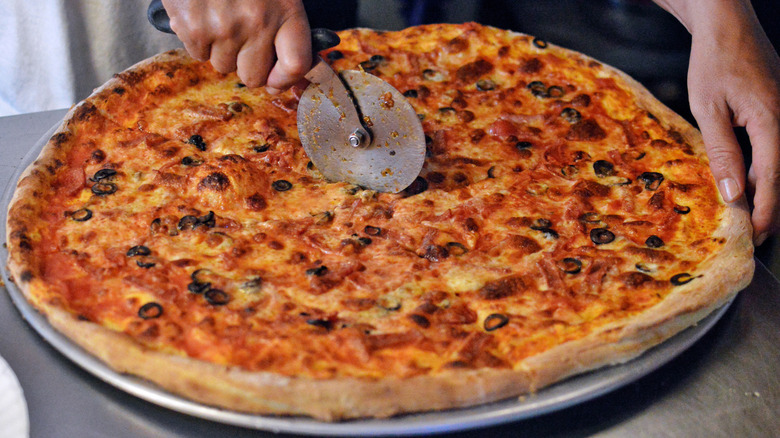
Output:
[{"xmin": 5, "ymin": 22, "xmax": 754, "ymax": 420}]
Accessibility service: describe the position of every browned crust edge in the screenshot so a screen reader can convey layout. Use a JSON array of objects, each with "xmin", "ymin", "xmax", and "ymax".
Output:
[{"xmin": 4, "ymin": 25, "xmax": 754, "ymax": 421}]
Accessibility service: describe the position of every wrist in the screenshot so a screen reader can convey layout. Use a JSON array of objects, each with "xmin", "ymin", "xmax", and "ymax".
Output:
[{"xmin": 653, "ymin": 0, "xmax": 756, "ymax": 35}]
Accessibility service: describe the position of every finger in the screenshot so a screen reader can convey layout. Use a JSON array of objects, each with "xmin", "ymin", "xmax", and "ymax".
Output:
[
  {"xmin": 209, "ymin": 37, "xmax": 242, "ymax": 74},
  {"xmin": 165, "ymin": 7, "xmax": 211, "ymax": 61},
  {"xmin": 746, "ymin": 114, "xmax": 780, "ymax": 245},
  {"xmin": 266, "ymin": 12, "xmax": 312, "ymax": 91},
  {"xmin": 235, "ymin": 35, "xmax": 276, "ymax": 88},
  {"xmin": 181, "ymin": 35, "xmax": 212, "ymax": 62},
  {"xmin": 691, "ymin": 101, "xmax": 747, "ymax": 204},
  {"xmin": 747, "ymin": 164, "xmax": 757, "ymax": 204}
]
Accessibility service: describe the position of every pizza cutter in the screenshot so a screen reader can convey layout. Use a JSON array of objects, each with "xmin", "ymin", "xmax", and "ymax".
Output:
[
  {"xmin": 298, "ymin": 30, "xmax": 426, "ymax": 193},
  {"xmin": 146, "ymin": 2, "xmax": 426, "ymax": 193}
]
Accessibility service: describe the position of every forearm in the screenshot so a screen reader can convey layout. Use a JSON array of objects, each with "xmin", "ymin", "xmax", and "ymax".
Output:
[{"xmin": 652, "ymin": 0, "xmax": 759, "ymax": 35}]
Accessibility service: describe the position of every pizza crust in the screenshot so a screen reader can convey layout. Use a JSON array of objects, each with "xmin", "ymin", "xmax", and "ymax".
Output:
[{"xmin": 4, "ymin": 24, "xmax": 754, "ymax": 420}]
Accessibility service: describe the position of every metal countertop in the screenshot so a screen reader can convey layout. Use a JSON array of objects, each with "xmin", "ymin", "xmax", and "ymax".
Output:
[{"xmin": 0, "ymin": 110, "xmax": 777, "ymax": 438}]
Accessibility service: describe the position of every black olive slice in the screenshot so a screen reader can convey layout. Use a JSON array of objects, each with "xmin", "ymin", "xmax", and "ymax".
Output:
[
  {"xmin": 181, "ymin": 156, "xmax": 204, "ymax": 166},
  {"xmin": 360, "ymin": 60, "xmax": 378, "ymax": 71},
  {"xmin": 579, "ymin": 212, "xmax": 601, "ymax": 223},
  {"xmin": 547, "ymin": 85, "xmax": 565, "ymax": 98},
  {"xmin": 378, "ymin": 296, "xmax": 402, "ymax": 311},
  {"xmin": 532, "ymin": 37, "xmax": 548, "ymax": 49},
  {"xmin": 252, "ymin": 144, "xmax": 270, "ymax": 153},
  {"xmin": 421, "ymin": 244, "xmax": 449, "ymax": 262},
  {"xmin": 487, "ymin": 166, "xmax": 497, "ymax": 178},
  {"xmin": 531, "ymin": 218, "xmax": 552, "ymax": 229},
  {"xmin": 136, "ymin": 260, "xmax": 156, "ymax": 269},
  {"xmin": 364, "ymin": 225, "xmax": 382, "ymax": 236},
  {"xmin": 240, "ymin": 278, "xmax": 263, "ymax": 293},
  {"xmin": 559, "ymin": 257, "xmax": 583, "ymax": 274},
  {"xmin": 198, "ymin": 211, "xmax": 216, "ymax": 228},
  {"xmin": 561, "ymin": 165, "xmax": 579, "ymax": 178},
  {"xmin": 531, "ymin": 219, "xmax": 558, "ymax": 238},
  {"xmin": 357, "ymin": 237, "xmax": 372, "ymax": 246},
  {"xmin": 484, "ymin": 313, "xmax": 509, "ymax": 331},
  {"xmin": 590, "ymin": 228, "xmax": 615, "ymax": 245},
  {"xmin": 91, "ymin": 182, "xmax": 117, "ymax": 196},
  {"xmin": 138, "ymin": 302, "xmax": 163, "ymax": 319},
  {"xmin": 236, "ymin": 82, "xmax": 246, "ymax": 88},
  {"xmin": 516, "ymin": 141, "xmax": 533, "ymax": 150},
  {"xmin": 670, "ymin": 273, "xmax": 697, "ymax": 286},
  {"xmin": 635, "ymin": 263, "xmax": 654, "ymax": 273},
  {"xmin": 272, "ymin": 180, "xmax": 293, "ymax": 191},
  {"xmin": 476, "ymin": 79, "xmax": 496, "ymax": 91},
  {"xmin": 306, "ymin": 265, "xmax": 329, "ymax": 276},
  {"xmin": 423, "ymin": 69, "xmax": 445, "ymax": 82},
  {"xmin": 307, "ymin": 319, "xmax": 333, "ymax": 330},
  {"xmin": 593, "ymin": 160, "xmax": 615, "ymax": 177},
  {"xmin": 403, "ymin": 89, "xmax": 419, "ymax": 98},
  {"xmin": 403, "ymin": 176, "xmax": 429, "ymax": 196},
  {"xmin": 561, "ymin": 107, "xmax": 582, "ymax": 124},
  {"xmin": 71, "ymin": 208, "xmax": 93, "ymax": 222},
  {"xmin": 446, "ymin": 242, "xmax": 469, "ymax": 256},
  {"xmin": 638, "ymin": 172, "xmax": 664, "ymax": 190},
  {"xmin": 674, "ymin": 205, "xmax": 691, "ymax": 214},
  {"xmin": 150, "ymin": 218, "xmax": 163, "ymax": 233},
  {"xmin": 188, "ymin": 281, "xmax": 211, "ymax": 294},
  {"xmin": 126, "ymin": 245, "xmax": 152, "ymax": 257},
  {"xmin": 204, "ymin": 289, "xmax": 230, "ymax": 305},
  {"xmin": 369, "ymin": 54, "xmax": 385, "ymax": 63},
  {"xmin": 527, "ymin": 81, "xmax": 547, "ymax": 97},
  {"xmin": 178, "ymin": 215, "xmax": 199, "ymax": 230},
  {"xmin": 646, "ymin": 235, "xmax": 664, "ymax": 248},
  {"xmin": 187, "ymin": 134, "xmax": 207, "ymax": 151},
  {"xmin": 191, "ymin": 268, "xmax": 218, "ymax": 285},
  {"xmin": 91, "ymin": 168, "xmax": 117, "ymax": 182},
  {"xmin": 326, "ymin": 50, "xmax": 344, "ymax": 61}
]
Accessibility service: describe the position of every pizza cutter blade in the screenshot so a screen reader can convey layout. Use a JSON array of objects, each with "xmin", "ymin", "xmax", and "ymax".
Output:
[{"xmin": 297, "ymin": 40, "xmax": 426, "ymax": 193}]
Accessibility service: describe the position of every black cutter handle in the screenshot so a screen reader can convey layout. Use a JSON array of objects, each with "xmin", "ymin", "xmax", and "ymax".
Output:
[
  {"xmin": 148, "ymin": 0, "xmax": 174, "ymax": 34},
  {"xmin": 310, "ymin": 28, "xmax": 340, "ymax": 53},
  {"xmin": 146, "ymin": 1, "xmax": 340, "ymax": 53}
]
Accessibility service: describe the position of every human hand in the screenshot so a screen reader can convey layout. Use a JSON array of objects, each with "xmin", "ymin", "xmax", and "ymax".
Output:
[
  {"xmin": 654, "ymin": 0, "xmax": 780, "ymax": 246},
  {"xmin": 685, "ymin": 4, "xmax": 780, "ymax": 246},
  {"xmin": 161, "ymin": 0, "xmax": 311, "ymax": 92}
]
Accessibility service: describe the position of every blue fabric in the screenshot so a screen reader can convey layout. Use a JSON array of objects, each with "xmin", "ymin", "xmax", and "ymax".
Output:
[{"xmin": 398, "ymin": 0, "xmax": 452, "ymax": 26}]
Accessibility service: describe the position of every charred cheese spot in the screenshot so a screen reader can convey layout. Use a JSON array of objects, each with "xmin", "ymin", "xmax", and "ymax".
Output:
[
  {"xmin": 478, "ymin": 275, "xmax": 527, "ymax": 300},
  {"xmin": 566, "ymin": 119, "xmax": 607, "ymax": 142},
  {"xmin": 456, "ymin": 59, "xmax": 493, "ymax": 83},
  {"xmin": 198, "ymin": 172, "xmax": 230, "ymax": 191}
]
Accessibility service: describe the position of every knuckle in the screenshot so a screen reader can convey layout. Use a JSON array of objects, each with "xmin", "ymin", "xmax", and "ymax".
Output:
[
  {"xmin": 278, "ymin": 55, "xmax": 311, "ymax": 78},
  {"xmin": 688, "ymin": 96, "xmax": 717, "ymax": 120},
  {"xmin": 705, "ymin": 145, "xmax": 742, "ymax": 167}
]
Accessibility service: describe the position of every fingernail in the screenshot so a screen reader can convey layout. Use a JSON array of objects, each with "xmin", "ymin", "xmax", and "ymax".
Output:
[
  {"xmin": 266, "ymin": 87, "xmax": 281, "ymax": 95},
  {"xmin": 755, "ymin": 232, "xmax": 769, "ymax": 247},
  {"xmin": 718, "ymin": 178, "xmax": 740, "ymax": 202}
]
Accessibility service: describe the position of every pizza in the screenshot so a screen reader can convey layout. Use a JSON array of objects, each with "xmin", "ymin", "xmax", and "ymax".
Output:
[{"xmin": 5, "ymin": 22, "xmax": 754, "ymax": 420}]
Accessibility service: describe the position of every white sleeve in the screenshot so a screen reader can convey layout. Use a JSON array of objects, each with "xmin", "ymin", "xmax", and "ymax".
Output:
[{"xmin": 0, "ymin": 0, "xmax": 181, "ymax": 116}]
